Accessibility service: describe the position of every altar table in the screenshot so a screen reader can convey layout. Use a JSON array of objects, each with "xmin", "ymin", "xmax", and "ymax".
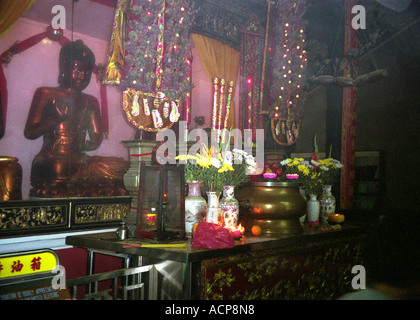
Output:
[{"xmin": 65, "ymin": 224, "xmax": 365, "ymax": 300}]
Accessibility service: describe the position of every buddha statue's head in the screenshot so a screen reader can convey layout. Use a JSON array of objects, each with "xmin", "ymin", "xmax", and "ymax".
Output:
[{"xmin": 58, "ymin": 40, "xmax": 95, "ymax": 91}]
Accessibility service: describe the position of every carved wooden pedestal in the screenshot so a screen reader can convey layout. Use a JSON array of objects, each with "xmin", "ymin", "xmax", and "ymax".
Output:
[{"xmin": 0, "ymin": 196, "xmax": 131, "ymax": 237}]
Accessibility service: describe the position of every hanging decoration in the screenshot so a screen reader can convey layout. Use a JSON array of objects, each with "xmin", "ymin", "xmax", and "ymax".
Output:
[
  {"xmin": 122, "ymin": 88, "xmax": 179, "ymax": 132},
  {"xmin": 112, "ymin": 0, "xmax": 193, "ymax": 132},
  {"xmin": 0, "ymin": 26, "xmax": 110, "ymax": 138},
  {"xmin": 239, "ymin": 13, "xmax": 265, "ymax": 140},
  {"xmin": 103, "ymin": 0, "xmax": 130, "ymax": 85},
  {"xmin": 269, "ymin": 0, "xmax": 307, "ymax": 146},
  {"xmin": 184, "ymin": 55, "xmax": 192, "ymax": 125}
]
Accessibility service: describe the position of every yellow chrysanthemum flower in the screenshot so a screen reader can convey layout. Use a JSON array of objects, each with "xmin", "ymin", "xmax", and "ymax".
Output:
[
  {"xmin": 197, "ymin": 156, "xmax": 211, "ymax": 168},
  {"xmin": 176, "ymin": 154, "xmax": 198, "ymax": 161},
  {"xmin": 298, "ymin": 164, "xmax": 310, "ymax": 176},
  {"xmin": 218, "ymin": 163, "xmax": 234, "ymax": 173},
  {"xmin": 311, "ymin": 172, "xmax": 321, "ymax": 180}
]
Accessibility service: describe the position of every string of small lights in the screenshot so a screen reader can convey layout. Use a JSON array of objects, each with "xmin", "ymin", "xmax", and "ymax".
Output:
[{"xmin": 270, "ymin": 0, "xmax": 307, "ymax": 119}]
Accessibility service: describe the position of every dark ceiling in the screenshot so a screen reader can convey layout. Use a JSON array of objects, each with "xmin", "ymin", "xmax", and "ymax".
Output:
[
  {"xmin": 21, "ymin": 0, "xmax": 420, "ymax": 52},
  {"xmin": 22, "ymin": 0, "xmax": 268, "ymax": 48},
  {"xmin": 190, "ymin": 0, "xmax": 268, "ymax": 49}
]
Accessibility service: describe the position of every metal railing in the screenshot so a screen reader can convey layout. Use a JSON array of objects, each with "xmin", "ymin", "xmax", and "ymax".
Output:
[{"xmin": 66, "ymin": 264, "xmax": 158, "ymax": 300}]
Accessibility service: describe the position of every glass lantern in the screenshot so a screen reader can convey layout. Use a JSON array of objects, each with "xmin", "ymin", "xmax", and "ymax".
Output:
[{"xmin": 136, "ymin": 163, "xmax": 185, "ymax": 242}]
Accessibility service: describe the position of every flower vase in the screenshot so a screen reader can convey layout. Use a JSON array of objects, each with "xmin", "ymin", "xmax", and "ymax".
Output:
[
  {"xmin": 307, "ymin": 194, "xmax": 320, "ymax": 223},
  {"xmin": 206, "ymin": 191, "xmax": 224, "ymax": 226},
  {"xmin": 220, "ymin": 186, "xmax": 239, "ymax": 229},
  {"xmin": 185, "ymin": 182, "xmax": 207, "ymax": 238},
  {"xmin": 319, "ymin": 185, "xmax": 336, "ymax": 223}
]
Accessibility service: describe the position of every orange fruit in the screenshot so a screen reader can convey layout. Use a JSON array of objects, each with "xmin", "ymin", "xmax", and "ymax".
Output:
[{"xmin": 251, "ymin": 225, "xmax": 262, "ymax": 236}]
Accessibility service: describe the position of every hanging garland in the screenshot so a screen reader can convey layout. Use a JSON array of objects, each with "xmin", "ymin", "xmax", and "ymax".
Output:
[
  {"xmin": 269, "ymin": 0, "xmax": 307, "ymax": 146},
  {"xmin": 121, "ymin": 0, "xmax": 193, "ymax": 101},
  {"xmin": 270, "ymin": 0, "xmax": 307, "ymax": 110}
]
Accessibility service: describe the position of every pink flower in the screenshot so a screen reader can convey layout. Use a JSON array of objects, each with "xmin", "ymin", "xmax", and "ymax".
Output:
[{"xmin": 286, "ymin": 173, "xmax": 299, "ymax": 179}]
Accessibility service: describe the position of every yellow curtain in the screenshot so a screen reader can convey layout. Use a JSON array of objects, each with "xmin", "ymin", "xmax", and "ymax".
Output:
[
  {"xmin": 0, "ymin": 0, "xmax": 35, "ymax": 40},
  {"xmin": 192, "ymin": 33, "xmax": 240, "ymax": 129}
]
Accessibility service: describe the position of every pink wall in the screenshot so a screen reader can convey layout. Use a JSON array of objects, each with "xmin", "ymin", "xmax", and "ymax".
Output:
[{"xmin": 0, "ymin": 18, "xmax": 239, "ymax": 199}]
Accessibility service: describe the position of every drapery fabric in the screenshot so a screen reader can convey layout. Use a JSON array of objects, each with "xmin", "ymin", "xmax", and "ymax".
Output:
[
  {"xmin": 0, "ymin": 0, "xmax": 35, "ymax": 40},
  {"xmin": 192, "ymin": 33, "xmax": 240, "ymax": 129}
]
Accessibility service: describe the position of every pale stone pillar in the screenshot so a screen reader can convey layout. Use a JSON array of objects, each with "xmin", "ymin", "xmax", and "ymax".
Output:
[{"xmin": 122, "ymin": 139, "xmax": 157, "ymax": 235}]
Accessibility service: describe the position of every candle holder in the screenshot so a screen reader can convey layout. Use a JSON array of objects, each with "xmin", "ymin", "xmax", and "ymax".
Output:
[
  {"xmin": 327, "ymin": 213, "xmax": 345, "ymax": 225},
  {"xmin": 136, "ymin": 163, "xmax": 185, "ymax": 242},
  {"xmin": 263, "ymin": 173, "xmax": 277, "ymax": 182}
]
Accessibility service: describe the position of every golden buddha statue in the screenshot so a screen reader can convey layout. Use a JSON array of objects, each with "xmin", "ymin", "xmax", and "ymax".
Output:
[{"xmin": 24, "ymin": 40, "xmax": 129, "ymax": 198}]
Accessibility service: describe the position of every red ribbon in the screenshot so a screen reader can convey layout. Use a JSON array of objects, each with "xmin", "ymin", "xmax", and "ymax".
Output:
[
  {"xmin": 0, "ymin": 26, "xmax": 109, "ymax": 138},
  {"xmin": 130, "ymin": 152, "xmax": 153, "ymax": 157},
  {"xmin": 99, "ymin": 82, "xmax": 109, "ymax": 139},
  {"xmin": 0, "ymin": 65, "xmax": 7, "ymax": 127}
]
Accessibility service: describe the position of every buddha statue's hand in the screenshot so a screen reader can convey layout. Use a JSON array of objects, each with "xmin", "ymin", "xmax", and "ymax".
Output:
[
  {"xmin": 83, "ymin": 139, "xmax": 95, "ymax": 152},
  {"xmin": 55, "ymin": 98, "xmax": 70, "ymax": 121}
]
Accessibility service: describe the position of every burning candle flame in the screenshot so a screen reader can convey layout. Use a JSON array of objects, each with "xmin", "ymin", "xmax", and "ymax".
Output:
[
  {"xmin": 227, "ymin": 223, "xmax": 245, "ymax": 238},
  {"xmin": 146, "ymin": 213, "xmax": 156, "ymax": 223}
]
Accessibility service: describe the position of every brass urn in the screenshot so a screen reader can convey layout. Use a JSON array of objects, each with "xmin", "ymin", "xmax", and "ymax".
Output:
[
  {"xmin": 237, "ymin": 182, "xmax": 307, "ymax": 236},
  {"xmin": 0, "ymin": 156, "xmax": 22, "ymax": 201}
]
